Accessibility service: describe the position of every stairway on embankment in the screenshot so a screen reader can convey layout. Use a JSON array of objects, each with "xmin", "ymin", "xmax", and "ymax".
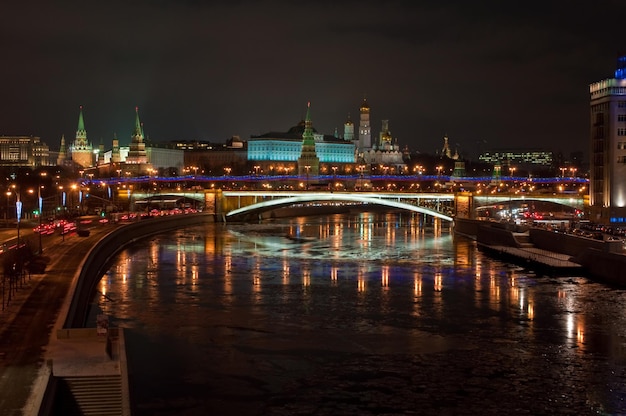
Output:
[{"xmin": 56, "ymin": 374, "xmax": 123, "ymax": 416}]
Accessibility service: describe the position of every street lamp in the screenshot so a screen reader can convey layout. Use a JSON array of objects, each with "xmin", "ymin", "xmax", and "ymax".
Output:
[
  {"xmin": 15, "ymin": 189, "xmax": 22, "ymax": 253},
  {"xmin": 37, "ymin": 172, "xmax": 47, "ymax": 254},
  {"xmin": 5, "ymin": 190, "xmax": 11, "ymax": 227},
  {"xmin": 304, "ymin": 165, "xmax": 311, "ymax": 189},
  {"xmin": 560, "ymin": 167, "xmax": 566, "ymax": 177}
]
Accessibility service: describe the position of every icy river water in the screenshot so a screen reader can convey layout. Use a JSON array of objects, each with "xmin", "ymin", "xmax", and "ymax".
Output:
[{"xmin": 90, "ymin": 212, "xmax": 626, "ymax": 415}]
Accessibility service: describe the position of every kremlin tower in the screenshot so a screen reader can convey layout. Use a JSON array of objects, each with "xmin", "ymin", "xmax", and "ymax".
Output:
[
  {"xmin": 69, "ymin": 106, "xmax": 94, "ymax": 168},
  {"xmin": 123, "ymin": 107, "xmax": 151, "ymax": 174},
  {"xmin": 125, "ymin": 107, "xmax": 147, "ymax": 165},
  {"xmin": 297, "ymin": 102, "xmax": 320, "ymax": 176},
  {"xmin": 57, "ymin": 134, "xmax": 67, "ymax": 166}
]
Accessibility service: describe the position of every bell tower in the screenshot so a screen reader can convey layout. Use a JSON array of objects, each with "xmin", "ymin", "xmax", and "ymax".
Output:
[{"xmin": 358, "ymin": 98, "xmax": 371, "ymax": 151}]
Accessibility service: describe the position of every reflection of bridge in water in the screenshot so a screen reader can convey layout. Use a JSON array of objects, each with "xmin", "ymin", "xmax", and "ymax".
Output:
[{"xmin": 128, "ymin": 190, "xmax": 586, "ymax": 222}]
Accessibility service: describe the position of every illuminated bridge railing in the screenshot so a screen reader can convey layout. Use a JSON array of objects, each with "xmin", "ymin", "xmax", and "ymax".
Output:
[
  {"xmin": 93, "ymin": 174, "xmax": 588, "ymax": 186},
  {"xmin": 221, "ymin": 191, "xmax": 456, "ymax": 221}
]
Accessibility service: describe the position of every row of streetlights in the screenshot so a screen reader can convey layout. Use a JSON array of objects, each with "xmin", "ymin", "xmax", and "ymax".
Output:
[{"xmin": 560, "ymin": 167, "xmax": 578, "ymax": 177}]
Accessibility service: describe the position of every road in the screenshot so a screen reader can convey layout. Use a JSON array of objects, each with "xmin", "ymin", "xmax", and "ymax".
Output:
[{"xmin": 0, "ymin": 220, "xmax": 113, "ymax": 415}]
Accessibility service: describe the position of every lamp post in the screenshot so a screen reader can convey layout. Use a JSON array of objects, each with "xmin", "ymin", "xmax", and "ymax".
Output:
[
  {"xmin": 37, "ymin": 185, "xmax": 42, "ymax": 254},
  {"xmin": 305, "ymin": 165, "xmax": 311, "ymax": 189},
  {"xmin": 5, "ymin": 190, "xmax": 11, "ymax": 227},
  {"xmin": 15, "ymin": 190, "xmax": 22, "ymax": 253},
  {"xmin": 37, "ymin": 172, "xmax": 47, "ymax": 254}
]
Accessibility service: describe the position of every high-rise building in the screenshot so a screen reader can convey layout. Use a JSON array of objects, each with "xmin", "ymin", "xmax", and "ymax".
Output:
[{"xmin": 589, "ymin": 56, "xmax": 626, "ymax": 223}]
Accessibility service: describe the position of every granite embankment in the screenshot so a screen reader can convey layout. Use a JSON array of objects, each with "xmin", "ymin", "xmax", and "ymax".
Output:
[
  {"xmin": 455, "ymin": 217, "xmax": 626, "ymax": 285},
  {"xmin": 36, "ymin": 212, "xmax": 214, "ymax": 415}
]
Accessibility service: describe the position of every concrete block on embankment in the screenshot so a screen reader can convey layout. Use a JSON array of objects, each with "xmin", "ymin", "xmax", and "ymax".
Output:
[{"xmin": 575, "ymin": 248, "xmax": 626, "ymax": 287}]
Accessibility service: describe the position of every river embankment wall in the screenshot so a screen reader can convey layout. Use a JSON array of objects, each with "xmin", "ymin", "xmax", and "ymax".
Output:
[
  {"xmin": 454, "ymin": 218, "xmax": 626, "ymax": 286},
  {"xmin": 575, "ymin": 249, "xmax": 626, "ymax": 286},
  {"xmin": 528, "ymin": 228, "xmax": 622, "ymax": 256},
  {"xmin": 63, "ymin": 213, "xmax": 214, "ymax": 329}
]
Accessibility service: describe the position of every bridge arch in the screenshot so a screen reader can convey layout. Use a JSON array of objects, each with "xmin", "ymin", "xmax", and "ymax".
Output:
[
  {"xmin": 225, "ymin": 193, "xmax": 453, "ymax": 221},
  {"xmin": 473, "ymin": 196, "xmax": 585, "ymax": 222}
]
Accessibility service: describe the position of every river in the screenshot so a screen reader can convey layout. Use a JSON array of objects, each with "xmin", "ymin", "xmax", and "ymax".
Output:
[{"xmin": 89, "ymin": 212, "xmax": 626, "ymax": 415}]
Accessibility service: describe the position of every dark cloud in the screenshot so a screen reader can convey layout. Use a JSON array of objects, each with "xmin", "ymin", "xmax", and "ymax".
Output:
[{"xmin": 1, "ymin": 0, "xmax": 625, "ymax": 159}]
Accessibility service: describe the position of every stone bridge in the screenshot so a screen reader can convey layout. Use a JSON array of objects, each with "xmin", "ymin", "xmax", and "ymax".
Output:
[{"xmin": 127, "ymin": 190, "xmax": 586, "ymax": 222}]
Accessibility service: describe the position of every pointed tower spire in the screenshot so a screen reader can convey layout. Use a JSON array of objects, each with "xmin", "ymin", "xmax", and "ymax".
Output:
[
  {"xmin": 57, "ymin": 134, "xmax": 67, "ymax": 165},
  {"xmin": 302, "ymin": 102, "xmax": 314, "ymax": 144},
  {"xmin": 133, "ymin": 106, "xmax": 142, "ymax": 137},
  {"xmin": 298, "ymin": 101, "xmax": 320, "ymax": 176},
  {"xmin": 126, "ymin": 106, "xmax": 148, "ymax": 166},
  {"xmin": 76, "ymin": 105, "xmax": 86, "ymax": 141},
  {"xmin": 70, "ymin": 105, "xmax": 94, "ymax": 167}
]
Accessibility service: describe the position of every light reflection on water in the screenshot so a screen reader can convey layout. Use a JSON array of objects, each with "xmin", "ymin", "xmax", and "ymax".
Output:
[{"xmin": 91, "ymin": 212, "xmax": 626, "ymax": 415}]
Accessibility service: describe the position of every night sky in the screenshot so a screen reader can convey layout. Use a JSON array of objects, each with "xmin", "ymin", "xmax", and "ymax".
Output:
[{"xmin": 2, "ymin": 0, "xmax": 625, "ymax": 159}]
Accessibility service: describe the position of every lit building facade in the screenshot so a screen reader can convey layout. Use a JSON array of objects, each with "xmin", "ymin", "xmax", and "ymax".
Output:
[
  {"xmin": 0, "ymin": 136, "xmax": 51, "ymax": 167},
  {"xmin": 590, "ymin": 56, "xmax": 626, "ymax": 223},
  {"xmin": 248, "ymin": 113, "xmax": 356, "ymax": 169},
  {"xmin": 175, "ymin": 137, "xmax": 248, "ymax": 175},
  {"xmin": 478, "ymin": 149, "xmax": 554, "ymax": 171},
  {"xmin": 101, "ymin": 145, "xmax": 183, "ymax": 176},
  {"xmin": 362, "ymin": 119, "xmax": 406, "ymax": 174}
]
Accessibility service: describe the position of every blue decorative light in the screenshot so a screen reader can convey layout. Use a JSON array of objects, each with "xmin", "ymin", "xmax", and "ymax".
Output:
[{"xmin": 615, "ymin": 55, "xmax": 626, "ymax": 79}]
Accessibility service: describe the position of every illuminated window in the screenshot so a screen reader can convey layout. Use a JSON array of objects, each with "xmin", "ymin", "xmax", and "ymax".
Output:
[{"xmin": 618, "ymin": 128, "xmax": 626, "ymax": 136}]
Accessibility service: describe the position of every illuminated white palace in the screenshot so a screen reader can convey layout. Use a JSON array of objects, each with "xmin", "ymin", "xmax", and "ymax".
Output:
[{"xmin": 247, "ymin": 103, "xmax": 356, "ymax": 173}]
